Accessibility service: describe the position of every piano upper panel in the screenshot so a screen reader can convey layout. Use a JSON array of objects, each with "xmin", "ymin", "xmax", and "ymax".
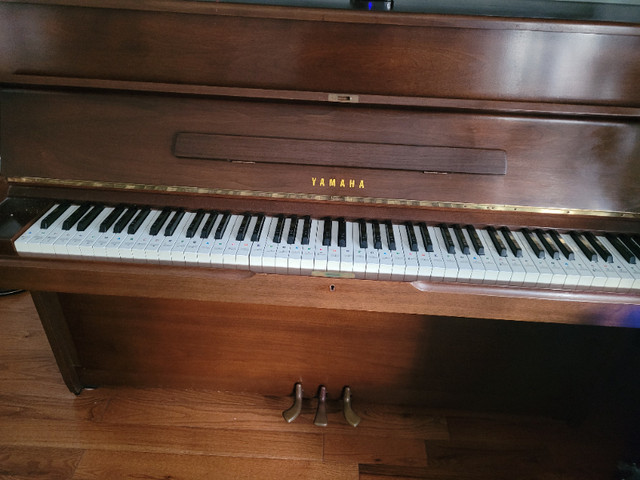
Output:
[
  {"xmin": 1, "ymin": 0, "xmax": 640, "ymax": 108},
  {"xmin": 1, "ymin": 89, "xmax": 639, "ymax": 228}
]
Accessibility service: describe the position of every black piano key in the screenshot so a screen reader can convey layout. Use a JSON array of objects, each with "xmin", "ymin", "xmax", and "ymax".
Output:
[
  {"xmin": 40, "ymin": 202, "xmax": 71, "ymax": 229},
  {"xmin": 570, "ymin": 231, "xmax": 598, "ymax": 262},
  {"xmin": 358, "ymin": 219, "xmax": 368, "ymax": 249},
  {"xmin": 536, "ymin": 229, "xmax": 560, "ymax": 260},
  {"xmin": 62, "ymin": 203, "xmax": 92, "ymax": 230},
  {"xmin": 214, "ymin": 212, "xmax": 231, "ymax": 240},
  {"xmin": 322, "ymin": 217, "xmax": 332, "ymax": 246},
  {"xmin": 418, "ymin": 222, "xmax": 434, "ymax": 252},
  {"xmin": 500, "ymin": 227, "xmax": 522, "ymax": 257},
  {"xmin": 404, "ymin": 222, "xmax": 418, "ymax": 252},
  {"xmin": 385, "ymin": 220, "xmax": 396, "ymax": 250},
  {"xmin": 301, "ymin": 216, "xmax": 312, "ymax": 245},
  {"xmin": 164, "ymin": 209, "xmax": 185, "ymax": 236},
  {"xmin": 338, "ymin": 218, "xmax": 347, "ymax": 248},
  {"xmin": 487, "ymin": 226, "xmax": 507, "ymax": 257},
  {"xmin": 372, "ymin": 220, "xmax": 382, "ymax": 249},
  {"xmin": 200, "ymin": 211, "xmax": 219, "ymax": 239},
  {"xmin": 149, "ymin": 207, "xmax": 172, "ymax": 236},
  {"xmin": 251, "ymin": 214, "xmax": 266, "ymax": 242},
  {"xmin": 127, "ymin": 207, "xmax": 151, "ymax": 234},
  {"xmin": 186, "ymin": 209, "xmax": 206, "ymax": 238},
  {"xmin": 113, "ymin": 206, "xmax": 138, "ymax": 234},
  {"xmin": 606, "ymin": 233, "xmax": 636, "ymax": 264},
  {"xmin": 237, "ymin": 213, "xmax": 253, "ymax": 241},
  {"xmin": 521, "ymin": 228, "xmax": 545, "ymax": 259},
  {"xmin": 76, "ymin": 204, "xmax": 105, "ymax": 232},
  {"xmin": 466, "ymin": 225, "xmax": 484, "ymax": 255},
  {"xmin": 272, "ymin": 214, "xmax": 285, "ymax": 243},
  {"xmin": 584, "ymin": 232, "xmax": 613, "ymax": 263},
  {"xmin": 549, "ymin": 230, "xmax": 575, "ymax": 260},
  {"xmin": 453, "ymin": 224, "xmax": 470, "ymax": 255},
  {"xmin": 620, "ymin": 234, "xmax": 640, "ymax": 259},
  {"xmin": 286, "ymin": 215, "xmax": 299, "ymax": 244},
  {"xmin": 439, "ymin": 224, "xmax": 455, "ymax": 254},
  {"xmin": 99, "ymin": 204, "xmax": 126, "ymax": 233}
]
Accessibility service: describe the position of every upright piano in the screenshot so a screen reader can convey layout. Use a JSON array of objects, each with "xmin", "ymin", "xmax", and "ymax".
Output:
[{"xmin": 0, "ymin": 0, "xmax": 639, "ymax": 418}]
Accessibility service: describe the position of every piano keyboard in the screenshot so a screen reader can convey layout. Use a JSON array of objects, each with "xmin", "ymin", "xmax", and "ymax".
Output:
[{"xmin": 14, "ymin": 202, "xmax": 640, "ymax": 293}]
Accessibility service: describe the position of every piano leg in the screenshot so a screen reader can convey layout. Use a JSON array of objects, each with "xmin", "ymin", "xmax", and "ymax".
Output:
[{"xmin": 30, "ymin": 291, "xmax": 83, "ymax": 394}]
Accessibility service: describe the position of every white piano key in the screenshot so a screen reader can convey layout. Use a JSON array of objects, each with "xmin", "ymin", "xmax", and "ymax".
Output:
[
  {"xmin": 14, "ymin": 204, "xmax": 61, "ymax": 254},
  {"xmin": 119, "ymin": 211, "xmax": 159, "ymax": 261},
  {"xmin": 339, "ymin": 221, "xmax": 354, "ymax": 274},
  {"xmin": 77, "ymin": 207, "xmax": 116, "ymax": 256},
  {"xmin": 300, "ymin": 219, "xmax": 318, "ymax": 275},
  {"xmin": 364, "ymin": 222, "xmax": 380, "ymax": 280},
  {"xmin": 248, "ymin": 216, "xmax": 273, "ymax": 272},
  {"xmin": 459, "ymin": 228, "xmax": 487, "ymax": 284},
  {"xmin": 312, "ymin": 218, "xmax": 328, "ymax": 273},
  {"xmin": 478, "ymin": 229, "xmax": 512, "ymax": 285},
  {"xmin": 599, "ymin": 235, "xmax": 639, "ymax": 292},
  {"xmin": 261, "ymin": 216, "xmax": 280, "ymax": 273},
  {"xmin": 168, "ymin": 212, "xmax": 197, "ymax": 265},
  {"xmin": 511, "ymin": 231, "xmax": 540, "ymax": 287},
  {"xmin": 194, "ymin": 212, "xmax": 224, "ymax": 265},
  {"xmin": 433, "ymin": 226, "xmax": 459, "ymax": 282},
  {"xmin": 130, "ymin": 210, "xmax": 163, "ymax": 263},
  {"xmin": 389, "ymin": 224, "xmax": 407, "ymax": 280},
  {"xmin": 234, "ymin": 216, "xmax": 259, "ymax": 270},
  {"xmin": 398, "ymin": 224, "xmax": 418, "ymax": 281},
  {"xmin": 220, "ymin": 215, "xmax": 245, "ymax": 269},
  {"xmin": 351, "ymin": 221, "xmax": 367, "ymax": 279},
  {"xmin": 424, "ymin": 226, "xmax": 447, "ymax": 281},
  {"xmin": 563, "ymin": 234, "xmax": 610, "ymax": 290}
]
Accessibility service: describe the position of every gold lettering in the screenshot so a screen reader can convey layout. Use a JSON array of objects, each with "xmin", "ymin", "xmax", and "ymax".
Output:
[{"xmin": 310, "ymin": 177, "xmax": 364, "ymax": 189}]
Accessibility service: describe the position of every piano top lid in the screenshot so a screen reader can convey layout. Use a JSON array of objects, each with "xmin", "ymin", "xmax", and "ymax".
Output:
[{"xmin": 208, "ymin": 0, "xmax": 640, "ymax": 24}]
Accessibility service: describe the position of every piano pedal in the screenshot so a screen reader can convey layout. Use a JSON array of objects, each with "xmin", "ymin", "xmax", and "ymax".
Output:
[
  {"xmin": 282, "ymin": 383, "xmax": 361, "ymax": 428},
  {"xmin": 313, "ymin": 385, "xmax": 328, "ymax": 427},
  {"xmin": 342, "ymin": 386, "xmax": 361, "ymax": 428},
  {"xmin": 282, "ymin": 382, "xmax": 303, "ymax": 423}
]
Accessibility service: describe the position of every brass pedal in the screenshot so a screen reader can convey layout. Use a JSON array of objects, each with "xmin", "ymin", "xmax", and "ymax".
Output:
[
  {"xmin": 342, "ymin": 386, "xmax": 361, "ymax": 427},
  {"xmin": 282, "ymin": 382, "xmax": 303, "ymax": 423},
  {"xmin": 313, "ymin": 385, "xmax": 328, "ymax": 427}
]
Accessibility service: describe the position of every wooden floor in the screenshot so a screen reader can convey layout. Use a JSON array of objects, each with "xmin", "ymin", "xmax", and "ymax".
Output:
[{"xmin": 0, "ymin": 291, "xmax": 635, "ymax": 479}]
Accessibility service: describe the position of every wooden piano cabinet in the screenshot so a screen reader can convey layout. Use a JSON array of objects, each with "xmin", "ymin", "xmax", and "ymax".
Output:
[{"xmin": 23, "ymin": 288, "xmax": 638, "ymax": 419}]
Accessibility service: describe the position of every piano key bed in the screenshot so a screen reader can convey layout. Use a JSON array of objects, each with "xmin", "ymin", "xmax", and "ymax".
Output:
[{"xmin": 14, "ymin": 202, "xmax": 640, "ymax": 293}]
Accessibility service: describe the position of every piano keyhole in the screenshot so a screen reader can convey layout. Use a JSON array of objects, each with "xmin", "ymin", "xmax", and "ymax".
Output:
[{"xmin": 330, "ymin": 284, "xmax": 336, "ymax": 292}]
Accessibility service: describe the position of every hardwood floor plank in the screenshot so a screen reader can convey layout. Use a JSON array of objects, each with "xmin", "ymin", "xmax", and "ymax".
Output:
[
  {"xmin": 0, "ymin": 392, "xmax": 111, "ymax": 423},
  {"xmin": 72, "ymin": 450, "xmax": 358, "ymax": 480},
  {"xmin": 0, "ymin": 445, "xmax": 83, "ymax": 480},
  {"xmin": 324, "ymin": 433, "xmax": 427, "ymax": 466},
  {"xmin": 0, "ymin": 292, "xmax": 72, "ymax": 399},
  {"xmin": 0, "ymin": 418, "xmax": 323, "ymax": 461}
]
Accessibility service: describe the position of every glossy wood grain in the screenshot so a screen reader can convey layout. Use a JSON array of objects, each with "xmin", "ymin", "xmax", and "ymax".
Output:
[
  {"xmin": 1, "ymin": 1, "xmax": 640, "ymax": 107},
  {"xmin": 0, "ymin": 256, "xmax": 638, "ymax": 327},
  {"xmin": 3, "ymin": 90, "xmax": 640, "ymax": 215}
]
